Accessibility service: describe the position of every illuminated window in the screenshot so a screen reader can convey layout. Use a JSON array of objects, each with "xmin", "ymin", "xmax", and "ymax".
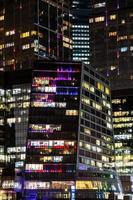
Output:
[
  {"xmin": 84, "ymin": 128, "xmax": 91, "ymax": 135},
  {"xmin": 105, "ymin": 87, "xmax": 110, "ymax": 95},
  {"xmin": 110, "ymin": 15, "xmax": 116, "ymax": 20},
  {"xmin": 0, "ymin": 44, "xmax": 4, "ymax": 50},
  {"xmin": 29, "ymin": 124, "xmax": 62, "ymax": 133},
  {"xmin": 112, "ymin": 99, "xmax": 121, "ymax": 104},
  {"xmin": 20, "ymin": 32, "xmax": 30, "ymax": 38},
  {"xmin": 5, "ymin": 30, "xmax": 15, "ymax": 36},
  {"xmin": 95, "ymin": 16, "xmax": 105, "ymax": 23},
  {"xmin": 26, "ymin": 164, "xmax": 43, "ymax": 171},
  {"xmin": 120, "ymin": 47, "xmax": 128, "ymax": 52},
  {"xmin": 5, "ymin": 42, "xmax": 14, "ymax": 48},
  {"xmin": 89, "ymin": 18, "xmax": 94, "ymax": 23},
  {"xmin": 92, "ymin": 102, "xmax": 102, "ymax": 111},
  {"xmin": 130, "ymin": 46, "xmax": 133, "ymax": 51},
  {"xmin": 0, "ymin": 15, "xmax": 4, "ymax": 21},
  {"xmin": 82, "ymin": 82, "xmax": 95, "ymax": 93},
  {"xmin": 113, "ymin": 117, "xmax": 133, "ymax": 123},
  {"xmin": 5, "ymin": 59, "xmax": 14, "ymax": 65},
  {"xmin": 65, "ymin": 110, "xmax": 78, "ymax": 116},
  {"xmin": 97, "ymin": 82, "xmax": 104, "ymax": 92},
  {"xmin": 117, "ymin": 35, "xmax": 127, "ymax": 41},
  {"xmin": 114, "ymin": 123, "xmax": 133, "ymax": 128},
  {"xmin": 110, "ymin": 66, "xmax": 117, "ymax": 71},
  {"xmin": 109, "ymin": 32, "xmax": 117, "ymax": 37},
  {"xmin": 22, "ymin": 44, "xmax": 30, "ymax": 50},
  {"xmin": 102, "ymin": 156, "xmax": 109, "ymax": 162},
  {"xmin": 82, "ymin": 97, "xmax": 90, "ymax": 105},
  {"xmin": 25, "ymin": 181, "xmax": 50, "ymax": 190},
  {"xmin": 31, "ymin": 30, "xmax": 37, "ymax": 36},
  {"xmin": 94, "ymin": 2, "xmax": 106, "ymax": 8},
  {"xmin": 113, "ymin": 111, "xmax": 129, "ymax": 117}
]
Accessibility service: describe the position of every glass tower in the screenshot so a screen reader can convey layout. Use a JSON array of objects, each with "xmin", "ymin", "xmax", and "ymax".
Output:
[
  {"xmin": 112, "ymin": 89, "xmax": 133, "ymax": 199},
  {"xmin": 89, "ymin": 0, "xmax": 133, "ymax": 89},
  {"xmin": 72, "ymin": 0, "xmax": 92, "ymax": 64},
  {"xmin": 23, "ymin": 60, "xmax": 122, "ymax": 199},
  {"xmin": 0, "ymin": 0, "xmax": 72, "ymax": 71}
]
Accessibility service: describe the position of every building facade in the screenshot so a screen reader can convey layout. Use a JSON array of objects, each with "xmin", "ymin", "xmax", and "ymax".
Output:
[
  {"xmin": 72, "ymin": 0, "xmax": 92, "ymax": 64},
  {"xmin": 89, "ymin": 0, "xmax": 133, "ymax": 89},
  {"xmin": 0, "ymin": 60, "xmax": 122, "ymax": 199},
  {"xmin": 112, "ymin": 89, "xmax": 133, "ymax": 199},
  {"xmin": 23, "ymin": 60, "xmax": 122, "ymax": 199},
  {"xmin": 0, "ymin": 0, "xmax": 72, "ymax": 71}
]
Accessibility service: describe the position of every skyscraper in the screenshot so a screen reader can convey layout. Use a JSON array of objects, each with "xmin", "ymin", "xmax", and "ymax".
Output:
[
  {"xmin": 112, "ymin": 89, "xmax": 133, "ymax": 199},
  {"xmin": 23, "ymin": 60, "xmax": 122, "ymax": 199},
  {"xmin": 0, "ymin": 0, "xmax": 72, "ymax": 71},
  {"xmin": 89, "ymin": 0, "xmax": 133, "ymax": 89},
  {"xmin": 72, "ymin": 0, "xmax": 92, "ymax": 64},
  {"xmin": 0, "ymin": 60, "xmax": 122, "ymax": 199}
]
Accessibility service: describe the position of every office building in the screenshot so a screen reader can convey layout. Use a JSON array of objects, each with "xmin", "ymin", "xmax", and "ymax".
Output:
[
  {"xmin": 0, "ymin": 60, "xmax": 122, "ymax": 199},
  {"xmin": 23, "ymin": 60, "xmax": 122, "ymax": 199},
  {"xmin": 72, "ymin": 0, "xmax": 92, "ymax": 64},
  {"xmin": 0, "ymin": 70, "xmax": 31, "ymax": 199},
  {"xmin": 0, "ymin": 0, "xmax": 72, "ymax": 71},
  {"xmin": 112, "ymin": 89, "xmax": 133, "ymax": 200},
  {"xmin": 89, "ymin": 0, "xmax": 133, "ymax": 89}
]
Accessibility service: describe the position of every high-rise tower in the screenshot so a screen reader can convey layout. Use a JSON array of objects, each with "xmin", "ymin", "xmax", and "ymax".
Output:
[
  {"xmin": 0, "ymin": 0, "xmax": 72, "ymax": 71},
  {"xmin": 72, "ymin": 0, "xmax": 92, "ymax": 64},
  {"xmin": 89, "ymin": 0, "xmax": 133, "ymax": 89},
  {"xmin": 0, "ymin": 60, "xmax": 122, "ymax": 199}
]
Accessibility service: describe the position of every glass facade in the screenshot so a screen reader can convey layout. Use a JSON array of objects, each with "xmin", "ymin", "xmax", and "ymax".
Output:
[
  {"xmin": 0, "ymin": 0, "xmax": 72, "ymax": 71},
  {"xmin": 0, "ymin": 70, "xmax": 32, "ymax": 199},
  {"xmin": 23, "ymin": 61, "xmax": 122, "ymax": 199},
  {"xmin": 24, "ymin": 61, "xmax": 81, "ymax": 199},
  {"xmin": 89, "ymin": 0, "xmax": 133, "ymax": 89},
  {"xmin": 72, "ymin": 0, "xmax": 92, "ymax": 64},
  {"xmin": 112, "ymin": 89, "xmax": 133, "ymax": 198},
  {"xmin": 0, "ymin": 61, "xmax": 123, "ymax": 199}
]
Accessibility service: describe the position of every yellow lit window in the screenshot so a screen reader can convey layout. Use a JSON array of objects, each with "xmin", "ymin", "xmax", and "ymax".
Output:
[
  {"xmin": 5, "ymin": 30, "xmax": 15, "ymax": 36},
  {"xmin": 0, "ymin": 15, "xmax": 4, "ymax": 21},
  {"xmin": 63, "ymin": 42, "xmax": 72, "ymax": 49},
  {"xmin": 105, "ymin": 87, "xmax": 110, "ymax": 95},
  {"xmin": 92, "ymin": 102, "xmax": 102, "ymax": 111},
  {"xmin": 31, "ymin": 30, "xmax": 37, "ymax": 36},
  {"xmin": 117, "ymin": 35, "xmax": 128, "ymax": 41},
  {"xmin": 81, "ymin": 97, "xmax": 90, "ymax": 105},
  {"xmin": 112, "ymin": 99, "xmax": 121, "ymax": 104},
  {"xmin": 110, "ymin": 15, "xmax": 116, "ymax": 20},
  {"xmin": 76, "ymin": 181, "xmax": 102, "ymax": 190},
  {"xmin": 20, "ymin": 32, "xmax": 30, "ymax": 38},
  {"xmin": 0, "ymin": 44, "xmax": 4, "ymax": 50},
  {"xmin": 97, "ymin": 82, "xmax": 104, "ymax": 92},
  {"xmin": 109, "ymin": 32, "xmax": 117, "ymax": 37},
  {"xmin": 65, "ymin": 110, "xmax": 78, "ymax": 116},
  {"xmin": 5, "ymin": 59, "xmax": 14, "ymax": 65},
  {"xmin": 95, "ymin": 16, "xmax": 105, "ymax": 22},
  {"xmin": 110, "ymin": 66, "xmax": 117, "ymax": 71},
  {"xmin": 82, "ymin": 82, "xmax": 95, "ymax": 93}
]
